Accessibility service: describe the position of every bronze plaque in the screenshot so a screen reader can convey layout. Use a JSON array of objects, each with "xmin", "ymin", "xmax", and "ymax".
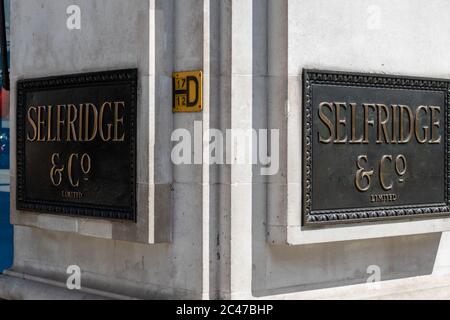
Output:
[
  {"xmin": 303, "ymin": 70, "xmax": 450, "ymax": 226},
  {"xmin": 16, "ymin": 69, "xmax": 137, "ymax": 221}
]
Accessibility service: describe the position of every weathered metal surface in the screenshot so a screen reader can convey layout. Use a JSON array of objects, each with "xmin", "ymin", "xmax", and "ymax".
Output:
[
  {"xmin": 303, "ymin": 70, "xmax": 450, "ymax": 226},
  {"xmin": 16, "ymin": 69, "xmax": 137, "ymax": 221}
]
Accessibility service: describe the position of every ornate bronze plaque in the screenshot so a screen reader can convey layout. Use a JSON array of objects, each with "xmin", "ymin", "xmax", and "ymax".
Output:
[
  {"xmin": 16, "ymin": 69, "xmax": 137, "ymax": 221},
  {"xmin": 303, "ymin": 70, "xmax": 450, "ymax": 226}
]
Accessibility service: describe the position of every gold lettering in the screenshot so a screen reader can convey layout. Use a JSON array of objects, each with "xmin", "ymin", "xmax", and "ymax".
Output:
[
  {"xmin": 66, "ymin": 104, "xmax": 78, "ymax": 142},
  {"xmin": 50, "ymin": 153, "xmax": 64, "ymax": 187},
  {"xmin": 391, "ymin": 105, "xmax": 398, "ymax": 144},
  {"xmin": 84, "ymin": 103, "xmax": 99, "ymax": 142},
  {"xmin": 395, "ymin": 155, "xmax": 407, "ymax": 182},
  {"xmin": 113, "ymin": 101, "xmax": 125, "ymax": 142},
  {"xmin": 61, "ymin": 191, "xmax": 84, "ymax": 200},
  {"xmin": 47, "ymin": 105, "xmax": 56, "ymax": 142},
  {"xmin": 56, "ymin": 105, "xmax": 66, "ymax": 142},
  {"xmin": 27, "ymin": 101, "xmax": 126, "ymax": 143},
  {"xmin": 415, "ymin": 106, "xmax": 429, "ymax": 144},
  {"xmin": 99, "ymin": 102, "xmax": 113, "ymax": 142},
  {"xmin": 26, "ymin": 107, "xmax": 38, "ymax": 142},
  {"xmin": 334, "ymin": 102, "xmax": 347, "ymax": 143},
  {"xmin": 68, "ymin": 153, "xmax": 79, "ymax": 187},
  {"xmin": 379, "ymin": 155, "xmax": 393, "ymax": 191},
  {"xmin": 81, "ymin": 153, "xmax": 92, "ymax": 175},
  {"xmin": 350, "ymin": 103, "xmax": 363, "ymax": 144},
  {"xmin": 430, "ymin": 106, "xmax": 442, "ymax": 144},
  {"xmin": 318, "ymin": 102, "xmax": 334, "ymax": 143},
  {"xmin": 399, "ymin": 105, "xmax": 413, "ymax": 144},
  {"xmin": 370, "ymin": 193, "xmax": 398, "ymax": 203},
  {"xmin": 355, "ymin": 155, "xmax": 374, "ymax": 192},
  {"xmin": 363, "ymin": 104, "xmax": 376, "ymax": 143},
  {"xmin": 37, "ymin": 106, "xmax": 46, "ymax": 141},
  {"xmin": 376, "ymin": 104, "xmax": 390, "ymax": 144},
  {"xmin": 78, "ymin": 104, "xmax": 84, "ymax": 141}
]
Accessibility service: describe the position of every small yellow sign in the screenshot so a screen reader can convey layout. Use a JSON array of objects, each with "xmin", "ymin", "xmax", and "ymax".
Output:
[{"xmin": 173, "ymin": 71, "xmax": 203, "ymax": 113}]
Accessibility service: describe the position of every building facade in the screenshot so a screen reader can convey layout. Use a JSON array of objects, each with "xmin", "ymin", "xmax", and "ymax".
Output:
[{"xmin": 1, "ymin": 0, "xmax": 450, "ymax": 300}]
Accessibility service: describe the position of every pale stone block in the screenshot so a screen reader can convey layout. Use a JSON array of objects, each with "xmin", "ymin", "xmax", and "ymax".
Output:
[
  {"xmin": 10, "ymin": 0, "xmax": 173, "ymax": 245},
  {"xmin": 432, "ymin": 232, "xmax": 450, "ymax": 276},
  {"xmin": 288, "ymin": 0, "xmax": 450, "ymax": 78}
]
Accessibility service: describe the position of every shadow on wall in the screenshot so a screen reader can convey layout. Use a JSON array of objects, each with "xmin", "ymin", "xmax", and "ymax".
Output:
[{"xmin": 252, "ymin": 233, "xmax": 442, "ymax": 297}]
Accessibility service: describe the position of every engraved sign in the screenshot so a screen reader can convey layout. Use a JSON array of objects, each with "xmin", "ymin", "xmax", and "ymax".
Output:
[
  {"xmin": 303, "ymin": 70, "xmax": 450, "ymax": 226},
  {"xmin": 16, "ymin": 69, "xmax": 137, "ymax": 221}
]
